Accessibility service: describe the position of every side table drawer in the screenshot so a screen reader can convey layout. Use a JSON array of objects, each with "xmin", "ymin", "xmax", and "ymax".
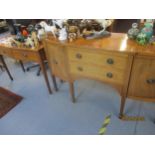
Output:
[
  {"xmin": 0, "ymin": 48, "xmax": 13, "ymax": 57},
  {"xmin": 13, "ymin": 50, "xmax": 39, "ymax": 61}
]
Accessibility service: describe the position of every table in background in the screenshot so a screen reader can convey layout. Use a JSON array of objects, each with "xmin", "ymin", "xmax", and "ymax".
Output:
[{"xmin": 0, "ymin": 36, "xmax": 52, "ymax": 94}]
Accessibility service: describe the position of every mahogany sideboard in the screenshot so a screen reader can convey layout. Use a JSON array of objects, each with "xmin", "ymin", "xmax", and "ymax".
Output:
[
  {"xmin": 43, "ymin": 33, "xmax": 155, "ymax": 118},
  {"xmin": 0, "ymin": 36, "xmax": 53, "ymax": 94}
]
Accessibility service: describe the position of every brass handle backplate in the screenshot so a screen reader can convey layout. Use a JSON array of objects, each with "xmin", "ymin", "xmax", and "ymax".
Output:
[
  {"xmin": 77, "ymin": 66, "xmax": 83, "ymax": 71},
  {"xmin": 106, "ymin": 72, "xmax": 113, "ymax": 78},
  {"xmin": 146, "ymin": 79, "xmax": 155, "ymax": 84},
  {"xmin": 107, "ymin": 58, "xmax": 114, "ymax": 64},
  {"xmin": 76, "ymin": 53, "xmax": 82, "ymax": 59}
]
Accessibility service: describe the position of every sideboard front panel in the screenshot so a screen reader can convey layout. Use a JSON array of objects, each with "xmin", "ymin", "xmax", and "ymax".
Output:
[{"xmin": 128, "ymin": 56, "xmax": 155, "ymax": 99}]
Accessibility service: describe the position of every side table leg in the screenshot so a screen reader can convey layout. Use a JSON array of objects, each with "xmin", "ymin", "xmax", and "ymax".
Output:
[
  {"xmin": 60, "ymin": 79, "xmax": 64, "ymax": 83},
  {"xmin": 39, "ymin": 51, "xmax": 52, "ymax": 94},
  {"xmin": 0, "ymin": 55, "xmax": 13, "ymax": 81},
  {"xmin": 51, "ymin": 74, "xmax": 58, "ymax": 91},
  {"xmin": 19, "ymin": 60, "xmax": 25, "ymax": 72},
  {"xmin": 69, "ymin": 82, "xmax": 75, "ymax": 103}
]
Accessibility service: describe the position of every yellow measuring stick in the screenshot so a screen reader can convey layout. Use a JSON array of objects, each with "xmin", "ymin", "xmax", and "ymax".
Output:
[
  {"xmin": 121, "ymin": 115, "xmax": 145, "ymax": 121},
  {"xmin": 99, "ymin": 115, "xmax": 111, "ymax": 135}
]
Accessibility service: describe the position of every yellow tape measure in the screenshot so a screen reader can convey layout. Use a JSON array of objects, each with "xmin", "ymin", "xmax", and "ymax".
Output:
[
  {"xmin": 99, "ymin": 115, "xmax": 111, "ymax": 135},
  {"xmin": 121, "ymin": 115, "xmax": 145, "ymax": 121},
  {"xmin": 98, "ymin": 114, "xmax": 144, "ymax": 135}
]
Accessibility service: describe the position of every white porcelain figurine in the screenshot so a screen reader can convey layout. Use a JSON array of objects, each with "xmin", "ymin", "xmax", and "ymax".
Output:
[
  {"xmin": 52, "ymin": 19, "xmax": 66, "ymax": 29},
  {"xmin": 58, "ymin": 27, "xmax": 68, "ymax": 42},
  {"xmin": 95, "ymin": 19, "xmax": 113, "ymax": 30},
  {"xmin": 37, "ymin": 27, "xmax": 46, "ymax": 41},
  {"xmin": 39, "ymin": 21, "xmax": 57, "ymax": 38}
]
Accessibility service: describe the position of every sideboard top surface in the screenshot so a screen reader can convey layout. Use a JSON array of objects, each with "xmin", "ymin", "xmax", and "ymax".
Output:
[{"xmin": 46, "ymin": 33, "xmax": 155, "ymax": 56}]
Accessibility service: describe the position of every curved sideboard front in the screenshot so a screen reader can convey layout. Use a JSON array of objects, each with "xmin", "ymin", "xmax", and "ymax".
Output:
[{"xmin": 44, "ymin": 33, "xmax": 155, "ymax": 118}]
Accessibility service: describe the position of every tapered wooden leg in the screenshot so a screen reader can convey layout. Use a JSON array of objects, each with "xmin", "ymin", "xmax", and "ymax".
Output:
[
  {"xmin": 69, "ymin": 82, "xmax": 75, "ymax": 103},
  {"xmin": 60, "ymin": 79, "xmax": 64, "ymax": 83},
  {"xmin": 0, "ymin": 55, "xmax": 13, "ymax": 81},
  {"xmin": 51, "ymin": 74, "xmax": 58, "ymax": 91},
  {"xmin": 0, "ymin": 65, "xmax": 3, "ymax": 71},
  {"xmin": 19, "ymin": 60, "xmax": 25, "ymax": 72},
  {"xmin": 38, "ymin": 51, "xmax": 52, "ymax": 94},
  {"xmin": 119, "ymin": 96, "xmax": 126, "ymax": 119}
]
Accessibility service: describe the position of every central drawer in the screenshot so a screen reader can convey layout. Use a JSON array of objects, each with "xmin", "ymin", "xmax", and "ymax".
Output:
[
  {"xmin": 69, "ymin": 61, "xmax": 125, "ymax": 85},
  {"xmin": 13, "ymin": 50, "xmax": 39, "ymax": 61},
  {"xmin": 67, "ymin": 47, "xmax": 128, "ymax": 70}
]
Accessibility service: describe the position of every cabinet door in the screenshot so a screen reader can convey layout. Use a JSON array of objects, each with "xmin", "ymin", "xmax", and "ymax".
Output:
[
  {"xmin": 128, "ymin": 56, "xmax": 155, "ymax": 99},
  {"xmin": 44, "ymin": 42, "xmax": 68, "ymax": 80}
]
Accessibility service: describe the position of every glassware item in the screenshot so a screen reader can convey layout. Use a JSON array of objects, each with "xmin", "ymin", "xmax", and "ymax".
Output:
[
  {"xmin": 20, "ymin": 25, "xmax": 28, "ymax": 37},
  {"xmin": 153, "ymin": 22, "xmax": 155, "ymax": 35},
  {"xmin": 136, "ymin": 33, "xmax": 148, "ymax": 45},
  {"xmin": 127, "ymin": 23, "xmax": 139, "ymax": 39},
  {"xmin": 27, "ymin": 25, "xmax": 35, "ymax": 34},
  {"xmin": 14, "ymin": 23, "xmax": 21, "ymax": 34},
  {"xmin": 141, "ymin": 22, "xmax": 153, "ymax": 40},
  {"xmin": 35, "ymin": 24, "xmax": 46, "ymax": 41}
]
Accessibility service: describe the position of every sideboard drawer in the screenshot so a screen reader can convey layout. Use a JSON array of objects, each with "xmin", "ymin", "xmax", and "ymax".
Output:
[
  {"xmin": 13, "ymin": 50, "xmax": 39, "ymax": 61},
  {"xmin": 68, "ymin": 47, "xmax": 128, "ymax": 70},
  {"xmin": 69, "ymin": 62, "xmax": 125, "ymax": 85}
]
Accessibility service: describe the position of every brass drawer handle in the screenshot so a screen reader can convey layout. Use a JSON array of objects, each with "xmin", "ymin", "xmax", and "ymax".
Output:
[
  {"xmin": 77, "ymin": 66, "xmax": 83, "ymax": 71},
  {"xmin": 76, "ymin": 53, "xmax": 82, "ymax": 59},
  {"xmin": 53, "ymin": 59, "xmax": 58, "ymax": 64},
  {"xmin": 106, "ymin": 72, "xmax": 113, "ymax": 78},
  {"xmin": 146, "ymin": 79, "xmax": 155, "ymax": 84},
  {"xmin": 107, "ymin": 58, "xmax": 114, "ymax": 64}
]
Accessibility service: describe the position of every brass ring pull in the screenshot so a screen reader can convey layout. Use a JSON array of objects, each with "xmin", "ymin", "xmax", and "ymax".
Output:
[
  {"xmin": 107, "ymin": 58, "xmax": 114, "ymax": 64},
  {"xmin": 146, "ymin": 79, "xmax": 155, "ymax": 84},
  {"xmin": 77, "ymin": 66, "xmax": 83, "ymax": 71},
  {"xmin": 76, "ymin": 53, "xmax": 82, "ymax": 59},
  {"xmin": 106, "ymin": 72, "xmax": 113, "ymax": 78}
]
